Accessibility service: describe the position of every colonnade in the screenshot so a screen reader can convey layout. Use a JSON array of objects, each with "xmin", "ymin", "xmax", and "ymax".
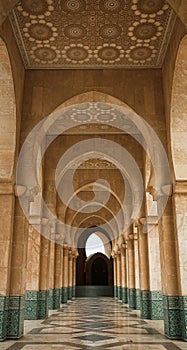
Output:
[
  {"xmin": 0, "ymin": 182, "xmax": 78, "ymax": 341},
  {"xmin": 112, "ymin": 182, "xmax": 187, "ymax": 342}
]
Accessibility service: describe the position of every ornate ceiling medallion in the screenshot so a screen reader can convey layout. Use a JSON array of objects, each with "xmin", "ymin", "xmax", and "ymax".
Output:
[
  {"xmin": 64, "ymin": 24, "xmax": 87, "ymax": 39},
  {"xmin": 62, "ymin": 44, "xmax": 92, "ymax": 64},
  {"xmin": 17, "ymin": 0, "xmax": 54, "ymax": 18},
  {"xmin": 30, "ymin": 44, "xmax": 60, "ymax": 64},
  {"xmin": 99, "ymin": 0, "xmax": 122, "ymax": 13},
  {"xmin": 60, "ymin": 0, "xmax": 86, "ymax": 13},
  {"xmin": 99, "ymin": 25, "xmax": 122, "ymax": 39},
  {"xmin": 132, "ymin": 0, "xmax": 169, "ymax": 16},
  {"xmin": 94, "ymin": 44, "xmax": 124, "ymax": 64}
]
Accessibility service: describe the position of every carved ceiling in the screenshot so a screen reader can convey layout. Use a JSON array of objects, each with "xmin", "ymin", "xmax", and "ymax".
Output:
[{"xmin": 9, "ymin": 0, "xmax": 176, "ymax": 69}]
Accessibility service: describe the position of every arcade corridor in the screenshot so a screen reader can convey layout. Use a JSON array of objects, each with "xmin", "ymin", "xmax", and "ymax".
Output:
[{"xmin": 0, "ymin": 298, "xmax": 186, "ymax": 350}]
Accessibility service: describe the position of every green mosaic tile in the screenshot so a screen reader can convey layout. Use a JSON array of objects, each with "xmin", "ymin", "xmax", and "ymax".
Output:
[
  {"xmin": 72, "ymin": 286, "xmax": 76, "ymax": 299},
  {"xmin": 25, "ymin": 291, "xmax": 49, "ymax": 319},
  {"xmin": 163, "ymin": 295, "xmax": 181, "ymax": 340},
  {"xmin": 68, "ymin": 286, "xmax": 73, "ymax": 300},
  {"xmin": 48, "ymin": 289, "xmax": 54, "ymax": 310},
  {"xmin": 7, "ymin": 296, "xmax": 24, "ymax": 339},
  {"xmin": 150, "ymin": 291, "xmax": 163, "ymax": 320},
  {"xmin": 180, "ymin": 296, "xmax": 187, "ymax": 341},
  {"xmin": 0, "ymin": 296, "xmax": 8, "ymax": 341},
  {"xmin": 135, "ymin": 289, "xmax": 141, "ymax": 310},
  {"xmin": 121, "ymin": 287, "xmax": 127, "ymax": 303},
  {"xmin": 140, "ymin": 290, "xmax": 151, "ymax": 319},
  {"xmin": 117, "ymin": 286, "xmax": 122, "ymax": 300},
  {"xmin": 24, "ymin": 291, "xmax": 38, "ymax": 320},
  {"xmin": 53, "ymin": 289, "xmax": 61, "ymax": 309},
  {"xmin": 128, "ymin": 288, "xmax": 136, "ymax": 309},
  {"xmin": 61, "ymin": 287, "xmax": 68, "ymax": 304},
  {"xmin": 38, "ymin": 291, "xmax": 48, "ymax": 319}
]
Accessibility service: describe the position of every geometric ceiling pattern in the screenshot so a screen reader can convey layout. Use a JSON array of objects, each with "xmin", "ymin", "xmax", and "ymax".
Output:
[{"xmin": 9, "ymin": 0, "xmax": 176, "ymax": 69}]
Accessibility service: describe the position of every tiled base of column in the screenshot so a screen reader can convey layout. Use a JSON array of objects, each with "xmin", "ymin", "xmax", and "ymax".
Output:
[
  {"xmin": 117, "ymin": 286, "xmax": 122, "ymax": 300},
  {"xmin": 37, "ymin": 291, "xmax": 48, "ymax": 319},
  {"xmin": 163, "ymin": 295, "xmax": 181, "ymax": 340},
  {"xmin": 53, "ymin": 289, "xmax": 61, "ymax": 309},
  {"xmin": 68, "ymin": 286, "xmax": 73, "ymax": 300},
  {"xmin": 25, "ymin": 291, "xmax": 48, "ymax": 319},
  {"xmin": 48, "ymin": 289, "xmax": 54, "ymax": 310},
  {"xmin": 135, "ymin": 289, "xmax": 141, "ymax": 310},
  {"xmin": 140, "ymin": 290, "xmax": 151, "ymax": 319},
  {"xmin": 114, "ymin": 286, "xmax": 117, "ymax": 299},
  {"xmin": 128, "ymin": 288, "xmax": 136, "ymax": 309},
  {"xmin": 72, "ymin": 286, "xmax": 76, "ymax": 299},
  {"xmin": 7, "ymin": 296, "xmax": 24, "ymax": 339},
  {"xmin": 150, "ymin": 291, "xmax": 163, "ymax": 320},
  {"xmin": 180, "ymin": 296, "xmax": 187, "ymax": 341},
  {"xmin": 121, "ymin": 287, "xmax": 127, "ymax": 303},
  {"xmin": 25, "ymin": 291, "xmax": 39, "ymax": 319},
  {"xmin": 62, "ymin": 287, "xmax": 68, "ymax": 303},
  {"xmin": 0, "ymin": 296, "xmax": 8, "ymax": 341}
]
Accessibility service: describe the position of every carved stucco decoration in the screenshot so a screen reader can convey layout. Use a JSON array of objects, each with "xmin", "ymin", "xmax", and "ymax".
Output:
[{"xmin": 9, "ymin": 0, "xmax": 176, "ymax": 68}]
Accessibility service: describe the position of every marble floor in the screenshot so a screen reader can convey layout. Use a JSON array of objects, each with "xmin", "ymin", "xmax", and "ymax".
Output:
[{"xmin": 0, "ymin": 298, "xmax": 187, "ymax": 350}]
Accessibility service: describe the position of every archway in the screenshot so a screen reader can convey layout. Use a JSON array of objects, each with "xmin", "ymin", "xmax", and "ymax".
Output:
[
  {"xmin": 85, "ymin": 252, "xmax": 113, "ymax": 286},
  {"xmin": 170, "ymin": 34, "xmax": 187, "ymax": 180}
]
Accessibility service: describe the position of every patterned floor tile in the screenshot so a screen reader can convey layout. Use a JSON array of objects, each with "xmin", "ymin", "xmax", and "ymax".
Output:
[{"xmin": 0, "ymin": 298, "xmax": 186, "ymax": 350}]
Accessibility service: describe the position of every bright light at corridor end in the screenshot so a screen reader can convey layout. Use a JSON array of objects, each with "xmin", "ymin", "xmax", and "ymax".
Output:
[{"xmin": 16, "ymin": 102, "xmax": 171, "ymax": 248}]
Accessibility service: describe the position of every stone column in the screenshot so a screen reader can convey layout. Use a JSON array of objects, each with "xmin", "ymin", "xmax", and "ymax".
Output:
[
  {"xmin": 172, "ymin": 181, "xmax": 187, "ymax": 341},
  {"xmin": 112, "ymin": 252, "xmax": 117, "ymax": 298},
  {"xmin": 158, "ymin": 194, "xmax": 180, "ymax": 339},
  {"xmin": 38, "ymin": 234, "xmax": 50, "ymax": 318},
  {"xmin": 62, "ymin": 245, "xmax": 69, "ymax": 303},
  {"xmin": 0, "ymin": 183, "xmax": 15, "ymax": 341},
  {"xmin": 68, "ymin": 248, "xmax": 73, "ymax": 300},
  {"xmin": 24, "ymin": 224, "xmax": 41, "ymax": 320},
  {"xmin": 48, "ymin": 241, "xmax": 55, "ymax": 309},
  {"xmin": 138, "ymin": 220, "xmax": 151, "ymax": 319},
  {"xmin": 116, "ymin": 250, "xmax": 122, "ymax": 300},
  {"xmin": 72, "ymin": 250, "xmax": 78, "ymax": 299},
  {"xmin": 8, "ymin": 195, "xmax": 29, "ymax": 339},
  {"xmin": 147, "ymin": 219, "xmax": 163, "ymax": 320},
  {"xmin": 53, "ymin": 243, "xmax": 63, "ymax": 309},
  {"xmin": 127, "ymin": 238, "xmax": 136, "ymax": 309},
  {"xmin": 134, "ymin": 231, "xmax": 140, "ymax": 310},
  {"xmin": 121, "ymin": 244, "xmax": 127, "ymax": 303}
]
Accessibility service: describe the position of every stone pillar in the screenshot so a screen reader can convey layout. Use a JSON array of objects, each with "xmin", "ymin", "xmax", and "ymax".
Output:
[
  {"xmin": 147, "ymin": 219, "xmax": 163, "ymax": 320},
  {"xmin": 48, "ymin": 241, "xmax": 55, "ymax": 309},
  {"xmin": 138, "ymin": 220, "xmax": 151, "ymax": 319},
  {"xmin": 62, "ymin": 245, "xmax": 69, "ymax": 303},
  {"xmin": 121, "ymin": 244, "xmax": 127, "ymax": 303},
  {"xmin": 72, "ymin": 250, "xmax": 78, "ymax": 299},
  {"xmin": 127, "ymin": 238, "xmax": 136, "ymax": 309},
  {"xmin": 53, "ymin": 243, "xmax": 63, "ymax": 309},
  {"xmin": 8, "ymin": 196, "xmax": 29, "ymax": 339},
  {"xmin": 24, "ymin": 224, "xmax": 41, "ymax": 320},
  {"xmin": 158, "ymin": 195, "xmax": 180, "ymax": 339},
  {"xmin": 116, "ymin": 250, "xmax": 122, "ymax": 300},
  {"xmin": 38, "ymin": 235, "xmax": 50, "ymax": 319},
  {"xmin": 112, "ymin": 253, "xmax": 117, "ymax": 299},
  {"xmin": 172, "ymin": 181, "xmax": 187, "ymax": 341},
  {"xmin": 68, "ymin": 248, "xmax": 73, "ymax": 300},
  {"xmin": 134, "ymin": 232, "xmax": 140, "ymax": 310},
  {"xmin": 0, "ymin": 183, "xmax": 15, "ymax": 341}
]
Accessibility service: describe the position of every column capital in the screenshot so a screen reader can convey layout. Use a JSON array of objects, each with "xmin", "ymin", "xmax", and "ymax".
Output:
[
  {"xmin": 121, "ymin": 243, "xmax": 127, "ymax": 256},
  {"xmin": 63, "ymin": 245, "xmax": 69, "ymax": 256}
]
